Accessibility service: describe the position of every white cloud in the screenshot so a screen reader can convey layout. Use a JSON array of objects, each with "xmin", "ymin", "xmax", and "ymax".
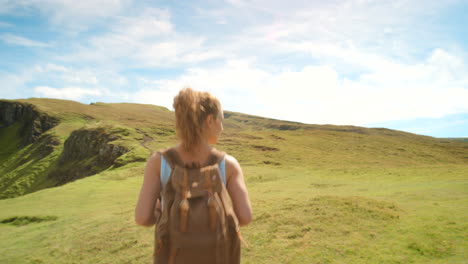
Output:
[
  {"xmin": 116, "ymin": 8, "xmax": 173, "ymax": 38},
  {"xmin": 33, "ymin": 63, "xmax": 99, "ymax": 85},
  {"xmin": 128, "ymin": 89, "xmax": 177, "ymax": 110},
  {"xmin": 127, "ymin": 48, "xmax": 468, "ymax": 125},
  {"xmin": 53, "ymin": 0, "xmax": 462, "ymax": 78},
  {"xmin": 67, "ymin": 9, "xmax": 225, "ymax": 67},
  {"xmin": 33, "ymin": 86, "xmax": 102, "ymax": 100},
  {"xmin": 41, "ymin": 63, "xmax": 69, "ymax": 72},
  {"xmin": 200, "ymin": 0, "xmax": 462, "ymax": 65},
  {"xmin": 0, "ymin": 71, "xmax": 28, "ymax": 99},
  {"xmin": 0, "ymin": 33, "xmax": 49, "ymax": 47},
  {"xmin": 0, "ymin": 66, "xmax": 43, "ymax": 100}
]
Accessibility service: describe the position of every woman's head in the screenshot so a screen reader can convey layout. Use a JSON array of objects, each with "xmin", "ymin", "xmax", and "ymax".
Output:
[{"xmin": 173, "ymin": 87, "xmax": 224, "ymax": 151}]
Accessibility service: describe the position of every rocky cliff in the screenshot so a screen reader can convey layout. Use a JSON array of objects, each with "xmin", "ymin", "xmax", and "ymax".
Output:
[
  {"xmin": 0, "ymin": 100, "xmax": 60, "ymax": 147},
  {"xmin": 0, "ymin": 100, "xmax": 62, "ymax": 199},
  {"xmin": 48, "ymin": 127, "xmax": 129, "ymax": 186},
  {"xmin": 1, "ymin": 100, "xmax": 133, "ymax": 198}
]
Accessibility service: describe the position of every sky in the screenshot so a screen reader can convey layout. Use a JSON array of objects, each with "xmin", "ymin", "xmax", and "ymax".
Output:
[{"xmin": 0, "ymin": 0, "xmax": 467, "ymax": 138}]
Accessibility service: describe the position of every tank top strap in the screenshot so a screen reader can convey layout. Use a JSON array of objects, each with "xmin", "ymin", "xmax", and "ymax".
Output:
[
  {"xmin": 219, "ymin": 157, "xmax": 226, "ymax": 185},
  {"xmin": 160, "ymin": 155, "xmax": 172, "ymax": 190}
]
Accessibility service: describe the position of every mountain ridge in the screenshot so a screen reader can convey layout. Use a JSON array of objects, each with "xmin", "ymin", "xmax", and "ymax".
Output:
[{"xmin": 1, "ymin": 97, "xmax": 467, "ymax": 199}]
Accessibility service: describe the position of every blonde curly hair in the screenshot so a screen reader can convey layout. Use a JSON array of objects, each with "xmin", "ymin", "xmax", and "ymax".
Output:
[{"xmin": 173, "ymin": 87, "xmax": 222, "ymax": 151}]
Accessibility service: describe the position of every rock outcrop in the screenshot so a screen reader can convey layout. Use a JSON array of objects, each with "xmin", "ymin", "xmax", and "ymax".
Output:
[
  {"xmin": 49, "ymin": 127, "xmax": 129, "ymax": 186},
  {"xmin": 0, "ymin": 100, "xmax": 60, "ymax": 147}
]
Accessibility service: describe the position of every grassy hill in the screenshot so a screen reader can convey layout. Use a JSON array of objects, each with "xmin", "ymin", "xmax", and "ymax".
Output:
[
  {"xmin": 0, "ymin": 98, "xmax": 467, "ymax": 263},
  {"xmin": 442, "ymin": 138, "xmax": 468, "ymax": 142}
]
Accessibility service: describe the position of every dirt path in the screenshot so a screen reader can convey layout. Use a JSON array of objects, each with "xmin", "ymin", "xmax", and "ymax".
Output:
[{"xmin": 135, "ymin": 128, "xmax": 154, "ymax": 151}]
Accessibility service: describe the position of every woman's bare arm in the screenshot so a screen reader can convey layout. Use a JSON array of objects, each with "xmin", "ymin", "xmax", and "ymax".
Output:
[
  {"xmin": 225, "ymin": 154, "xmax": 253, "ymax": 226},
  {"xmin": 135, "ymin": 151, "xmax": 161, "ymax": 227}
]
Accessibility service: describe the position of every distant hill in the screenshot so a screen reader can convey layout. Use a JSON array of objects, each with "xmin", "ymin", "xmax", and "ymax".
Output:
[
  {"xmin": 1, "ymin": 97, "xmax": 467, "ymax": 199},
  {"xmin": 441, "ymin": 137, "xmax": 468, "ymax": 142}
]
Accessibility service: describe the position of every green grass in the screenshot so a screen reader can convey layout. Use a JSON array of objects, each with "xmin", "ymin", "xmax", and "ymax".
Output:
[
  {"xmin": 0, "ymin": 164, "xmax": 466, "ymax": 263},
  {"xmin": 0, "ymin": 120, "xmax": 23, "ymax": 163},
  {"xmin": 1, "ymin": 98, "xmax": 467, "ymax": 263},
  {"xmin": 0, "ymin": 120, "xmax": 64, "ymax": 199}
]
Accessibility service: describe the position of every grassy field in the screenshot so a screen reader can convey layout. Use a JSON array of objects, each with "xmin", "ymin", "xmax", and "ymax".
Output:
[{"xmin": 0, "ymin": 98, "xmax": 467, "ymax": 263}]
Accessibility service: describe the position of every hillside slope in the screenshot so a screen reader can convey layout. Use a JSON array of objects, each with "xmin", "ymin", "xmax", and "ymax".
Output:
[
  {"xmin": 0, "ymin": 98, "xmax": 174, "ymax": 199},
  {"xmin": 1, "ymin": 98, "xmax": 467, "ymax": 199}
]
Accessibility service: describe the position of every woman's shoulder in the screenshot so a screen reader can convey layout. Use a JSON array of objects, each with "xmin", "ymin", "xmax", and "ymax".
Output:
[
  {"xmin": 149, "ymin": 149, "xmax": 166, "ymax": 159},
  {"xmin": 223, "ymin": 153, "xmax": 242, "ymax": 176},
  {"xmin": 146, "ymin": 151, "xmax": 162, "ymax": 168},
  {"xmin": 148, "ymin": 147, "xmax": 176, "ymax": 167},
  {"xmin": 223, "ymin": 153, "xmax": 239, "ymax": 165}
]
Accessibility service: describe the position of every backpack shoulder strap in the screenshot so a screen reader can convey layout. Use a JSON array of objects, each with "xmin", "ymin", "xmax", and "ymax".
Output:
[
  {"xmin": 205, "ymin": 147, "xmax": 226, "ymax": 166},
  {"xmin": 161, "ymin": 147, "xmax": 183, "ymax": 169},
  {"xmin": 162, "ymin": 146, "xmax": 225, "ymax": 168},
  {"xmin": 206, "ymin": 148, "xmax": 227, "ymax": 185}
]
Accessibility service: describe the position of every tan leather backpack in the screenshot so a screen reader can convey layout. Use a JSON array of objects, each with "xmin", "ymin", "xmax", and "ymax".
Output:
[{"xmin": 153, "ymin": 147, "xmax": 246, "ymax": 264}]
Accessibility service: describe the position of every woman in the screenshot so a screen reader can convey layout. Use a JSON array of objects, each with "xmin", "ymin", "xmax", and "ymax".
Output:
[{"xmin": 135, "ymin": 87, "xmax": 252, "ymax": 261}]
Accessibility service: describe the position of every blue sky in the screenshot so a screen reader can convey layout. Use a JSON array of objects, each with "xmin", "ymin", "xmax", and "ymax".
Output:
[{"xmin": 0, "ymin": 0, "xmax": 467, "ymax": 138}]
